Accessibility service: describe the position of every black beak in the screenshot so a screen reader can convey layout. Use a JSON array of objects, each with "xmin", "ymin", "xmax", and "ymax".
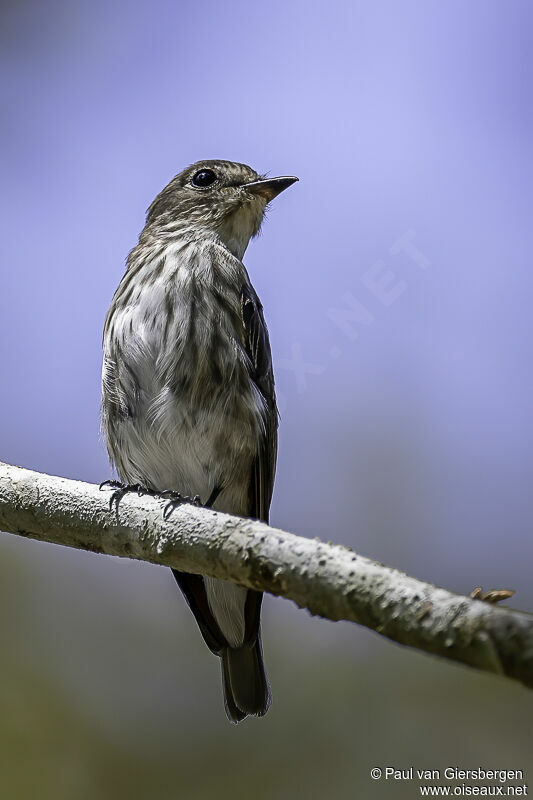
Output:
[{"xmin": 244, "ymin": 176, "xmax": 299, "ymax": 201}]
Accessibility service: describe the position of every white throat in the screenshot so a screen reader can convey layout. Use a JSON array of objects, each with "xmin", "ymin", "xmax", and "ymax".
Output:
[{"xmin": 215, "ymin": 198, "xmax": 266, "ymax": 260}]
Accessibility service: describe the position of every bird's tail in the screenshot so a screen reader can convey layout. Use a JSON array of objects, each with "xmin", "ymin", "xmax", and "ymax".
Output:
[{"xmin": 221, "ymin": 634, "xmax": 271, "ymax": 723}]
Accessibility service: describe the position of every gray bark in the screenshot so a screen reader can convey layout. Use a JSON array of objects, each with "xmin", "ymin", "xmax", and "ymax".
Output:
[{"xmin": 0, "ymin": 461, "xmax": 531, "ymax": 688}]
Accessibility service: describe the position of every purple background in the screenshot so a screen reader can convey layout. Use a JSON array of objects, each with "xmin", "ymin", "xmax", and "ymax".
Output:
[{"xmin": 1, "ymin": 1, "xmax": 532, "ymax": 797}]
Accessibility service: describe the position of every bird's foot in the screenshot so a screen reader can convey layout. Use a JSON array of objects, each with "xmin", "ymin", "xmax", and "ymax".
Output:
[
  {"xmin": 470, "ymin": 586, "xmax": 515, "ymax": 604},
  {"xmin": 99, "ymin": 480, "xmax": 202, "ymax": 517},
  {"xmin": 159, "ymin": 489, "xmax": 202, "ymax": 520},
  {"xmin": 99, "ymin": 480, "xmax": 157, "ymax": 510}
]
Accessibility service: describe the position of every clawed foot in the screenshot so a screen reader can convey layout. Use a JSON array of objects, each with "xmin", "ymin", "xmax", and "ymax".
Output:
[
  {"xmin": 99, "ymin": 479, "xmax": 157, "ymax": 510},
  {"xmin": 99, "ymin": 480, "xmax": 202, "ymax": 517},
  {"xmin": 159, "ymin": 489, "xmax": 202, "ymax": 520},
  {"xmin": 470, "ymin": 586, "xmax": 515, "ymax": 604}
]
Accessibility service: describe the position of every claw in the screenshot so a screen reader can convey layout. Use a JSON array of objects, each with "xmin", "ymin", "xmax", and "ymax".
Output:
[
  {"xmin": 99, "ymin": 480, "xmax": 156, "ymax": 511},
  {"xmin": 99, "ymin": 479, "xmax": 122, "ymax": 491},
  {"xmin": 158, "ymin": 489, "xmax": 178, "ymax": 500},
  {"xmin": 109, "ymin": 486, "xmax": 127, "ymax": 511},
  {"xmin": 162, "ymin": 492, "xmax": 202, "ymax": 520},
  {"xmin": 99, "ymin": 480, "xmax": 201, "ymax": 517}
]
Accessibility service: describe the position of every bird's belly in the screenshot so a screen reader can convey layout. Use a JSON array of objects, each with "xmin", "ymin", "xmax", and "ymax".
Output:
[
  {"xmin": 104, "ymin": 284, "xmax": 264, "ymax": 514},
  {"xmin": 113, "ymin": 386, "xmax": 257, "ymax": 514}
]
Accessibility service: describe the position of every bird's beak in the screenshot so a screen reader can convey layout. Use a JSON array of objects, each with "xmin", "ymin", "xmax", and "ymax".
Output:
[{"xmin": 244, "ymin": 176, "xmax": 299, "ymax": 201}]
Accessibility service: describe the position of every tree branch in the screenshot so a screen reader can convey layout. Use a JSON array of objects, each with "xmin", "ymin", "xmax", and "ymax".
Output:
[{"xmin": 0, "ymin": 461, "xmax": 531, "ymax": 688}]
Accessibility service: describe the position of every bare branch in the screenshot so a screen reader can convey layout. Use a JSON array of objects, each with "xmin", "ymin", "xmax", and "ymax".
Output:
[{"xmin": 0, "ymin": 461, "xmax": 531, "ymax": 688}]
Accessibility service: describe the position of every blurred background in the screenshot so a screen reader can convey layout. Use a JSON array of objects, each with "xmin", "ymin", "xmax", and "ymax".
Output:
[{"xmin": 1, "ymin": 0, "xmax": 532, "ymax": 797}]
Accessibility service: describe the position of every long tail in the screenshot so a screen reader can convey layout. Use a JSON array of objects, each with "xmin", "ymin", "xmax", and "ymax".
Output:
[
  {"xmin": 221, "ymin": 634, "xmax": 271, "ymax": 723},
  {"xmin": 172, "ymin": 569, "xmax": 270, "ymax": 722}
]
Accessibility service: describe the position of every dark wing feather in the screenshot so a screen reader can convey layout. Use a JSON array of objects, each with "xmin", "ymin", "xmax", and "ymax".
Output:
[
  {"xmin": 173, "ymin": 282, "xmax": 277, "ymax": 721},
  {"xmin": 171, "ymin": 570, "xmax": 226, "ymax": 655},
  {"xmin": 240, "ymin": 285, "xmax": 278, "ymax": 524},
  {"xmin": 172, "ymin": 286, "xmax": 277, "ymax": 660}
]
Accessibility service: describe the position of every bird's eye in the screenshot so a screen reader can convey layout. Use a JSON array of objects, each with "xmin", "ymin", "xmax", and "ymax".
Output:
[{"xmin": 191, "ymin": 169, "xmax": 217, "ymax": 188}]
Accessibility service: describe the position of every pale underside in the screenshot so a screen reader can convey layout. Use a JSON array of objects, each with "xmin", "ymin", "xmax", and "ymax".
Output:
[{"xmin": 102, "ymin": 237, "xmax": 269, "ymax": 647}]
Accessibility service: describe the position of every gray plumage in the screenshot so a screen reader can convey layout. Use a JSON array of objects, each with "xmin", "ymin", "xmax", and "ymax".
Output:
[{"xmin": 101, "ymin": 160, "xmax": 297, "ymax": 721}]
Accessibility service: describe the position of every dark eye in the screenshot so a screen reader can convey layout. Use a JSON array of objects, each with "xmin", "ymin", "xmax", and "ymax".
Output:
[{"xmin": 191, "ymin": 169, "xmax": 217, "ymax": 188}]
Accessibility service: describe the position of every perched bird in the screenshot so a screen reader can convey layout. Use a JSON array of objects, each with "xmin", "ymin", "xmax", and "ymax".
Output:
[{"xmin": 101, "ymin": 160, "xmax": 298, "ymax": 722}]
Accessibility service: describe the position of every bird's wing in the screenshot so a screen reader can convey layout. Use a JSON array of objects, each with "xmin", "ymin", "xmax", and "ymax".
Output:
[
  {"xmin": 175, "ymin": 277, "xmax": 277, "ymax": 675},
  {"xmin": 240, "ymin": 285, "xmax": 278, "ymax": 524}
]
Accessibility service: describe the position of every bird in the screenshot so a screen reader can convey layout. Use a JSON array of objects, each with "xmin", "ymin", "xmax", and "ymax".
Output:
[{"xmin": 101, "ymin": 160, "xmax": 298, "ymax": 722}]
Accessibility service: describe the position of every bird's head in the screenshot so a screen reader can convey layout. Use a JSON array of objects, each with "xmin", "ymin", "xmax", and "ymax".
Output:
[{"xmin": 145, "ymin": 160, "xmax": 298, "ymax": 259}]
